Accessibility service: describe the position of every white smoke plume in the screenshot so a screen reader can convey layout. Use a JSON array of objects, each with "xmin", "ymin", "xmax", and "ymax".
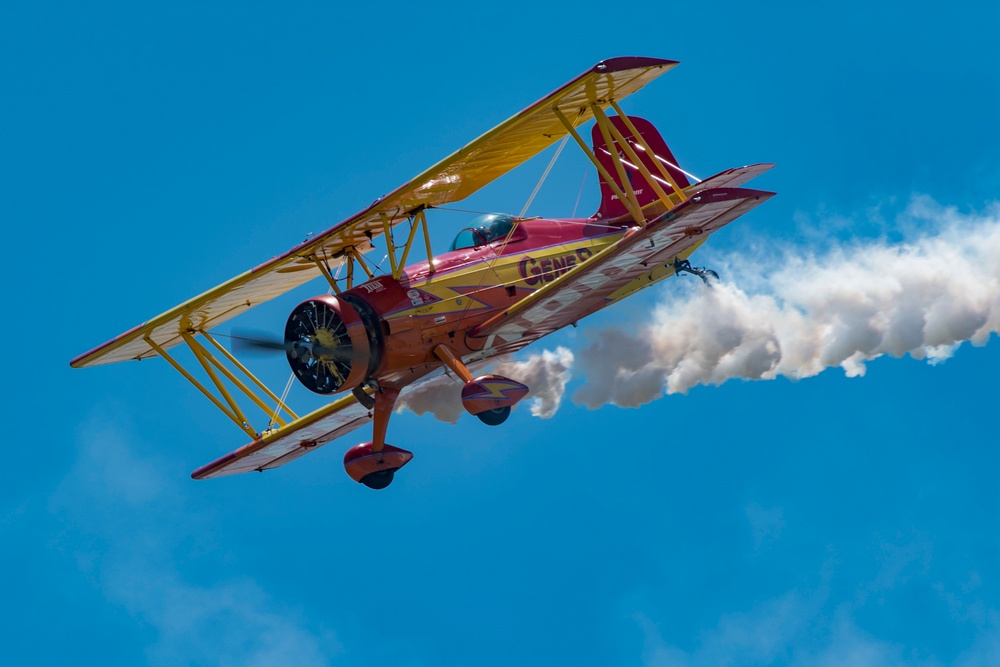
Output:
[
  {"xmin": 397, "ymin": 347, "xmax": 574, "ymax": 422},
  {"xmin": 493, "ymin": 346, "xmax": 574, "ymax": 418},
  {"xmin": 399, "ymin": 198, "xmax": 1000, "ymax": 418},
  {"xmin": 396, "ymin": 373, "xmax": 465, "ymax": 424},
  {"xmin": 574, "ymin": 197, "xmax": 1000, "ymax": 408}
]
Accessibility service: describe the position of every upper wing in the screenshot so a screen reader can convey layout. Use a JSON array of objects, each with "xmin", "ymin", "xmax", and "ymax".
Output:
[
  {"xmin": 72, "ymin": 56, "xmax": 678, "ymax": 369},
  {"xmin": 469, "ymin": 183, "xmax": 776, "ymax": 354}
]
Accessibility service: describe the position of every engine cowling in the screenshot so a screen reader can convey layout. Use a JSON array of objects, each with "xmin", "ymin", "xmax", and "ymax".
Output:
[{"xmin": 284, "ymin": 294, "xmax": 383, "ymax": 394}]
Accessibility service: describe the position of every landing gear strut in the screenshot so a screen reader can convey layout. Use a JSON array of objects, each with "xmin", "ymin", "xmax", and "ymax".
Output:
[
  {"xmin": 672, "ymin": 258, "xmax": 719, "ymax": 285},
  {"xmin": 342, "ymin": 387, "xmax": 413, "ymax": 490},
  {"xmin": 434, "ymin": 345, "xmax": 528, "ymax": 422}
]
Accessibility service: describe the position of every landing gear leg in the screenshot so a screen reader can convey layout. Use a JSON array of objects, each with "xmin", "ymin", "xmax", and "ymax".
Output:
[
  {"xmin": 371, "ymin": 387, "xmax": 399, "ymax": 454},
  {"xmin": 433, "ymin": 345, "xmax": 475, "ymax": 384},
  {"xmin": 343, "ymin": 386, "xmax": 414, "ymax": 490},
  {"xmin": 434, "ymin": 345, "xmax": 528, "ymax": 422}
]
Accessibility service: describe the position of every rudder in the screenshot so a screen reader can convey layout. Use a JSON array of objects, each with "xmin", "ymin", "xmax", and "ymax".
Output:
[{"xmin": 592, "ymin": 116, "xmax": 690, "ymax": 220}]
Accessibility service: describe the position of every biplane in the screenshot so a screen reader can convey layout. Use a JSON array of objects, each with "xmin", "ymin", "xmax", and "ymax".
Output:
[{"xmin": 71, "ymin": 57, "xmax": 774, "ymax": 489}]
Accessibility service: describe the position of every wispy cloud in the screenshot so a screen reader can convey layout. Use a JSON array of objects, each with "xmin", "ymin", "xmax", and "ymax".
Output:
[
  {"xmin": 745, "ymin": 503, "xmax": 786, "ymax": 551},
  {"xmin": 633, "ymin": 521, "xmax": 1000, "ymax": 666},
  {"xmin": 636, "ymin": 591, "xmax": 818, "ymax": 666},
  {"xmin": 52, "ymin": 406, "xmax": 340, "ymax": 666},
  {"xmin": 636, "ymin": 594, "xmax": 920, "ymax": 667},
  {"xmin": 106, "ymin": 568, "xmax": 338, "ymax": 667}
]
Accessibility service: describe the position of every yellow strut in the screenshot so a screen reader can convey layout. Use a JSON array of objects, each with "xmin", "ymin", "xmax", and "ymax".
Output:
[
  {"xmin": 351, "ymin": 248, "xmax": 376, "ymax": 280},
  {"xmin": 182, "ymin": 332, "xmax": 255, "ymax": 433},
  {"xmin": 311, "ymin": 256, "xmax": 342, "ymax": 294},
  {"xmin": 145, "ymin": 335, "xmax": 256, "ymax": 437},
  {"xmin": 591, "ymin": 104, "xmax": 677, "ymax": 212},
  {"xmin": 419, "ymin": 210, "xmax": 436, "ymax": 274},
  {"xmin": 609, "ymin": 100, "xmax": 687, "ymax": 202},
  {"xmin": 553, "ymin": 107, "xmax": 644, "ymax": 223},
  {"xmin": 199, "ymin": 330, "xmax": 298, "ymax": 424},
  {"xmin": 396, "ymin": 212, "xmax": 425, "ymax": 277},
  {"xmin": 592, "ymin": 103, "xmax": 645, "ymax": 224},
  {"xmin": 380, "ymin": 213, "xmax": 399, "ymax": 278}
]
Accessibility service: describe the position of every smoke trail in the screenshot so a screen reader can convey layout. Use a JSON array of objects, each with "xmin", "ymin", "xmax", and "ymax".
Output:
[
  {"xmin": 396, "ymin": 374, "xmax": 465, "ymax": 423},
  {"xmin": 397, "ymin": 347, "xmax": 574, "ymax": 422},
  {"xmin": 399, "ymin": 198, "xmax": 1000, "ymax": 419},
  {"xmin": 574, "ymin": 197, "xmax": 1000, "ymax": 408},
  {"xmin": 493, "ymin": 346, "xmax": 574, "ymax": 418}
]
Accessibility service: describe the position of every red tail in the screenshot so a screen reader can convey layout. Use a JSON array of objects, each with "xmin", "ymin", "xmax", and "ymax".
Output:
[{"xmin": 592, "ymin": 115, "xmax": 690, "ymax": 220}]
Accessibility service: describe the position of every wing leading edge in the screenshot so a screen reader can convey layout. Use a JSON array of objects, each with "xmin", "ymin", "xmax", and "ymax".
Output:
[{"xmin": 72, "ymin": 57, "xmax": 679, "ymax": 369}]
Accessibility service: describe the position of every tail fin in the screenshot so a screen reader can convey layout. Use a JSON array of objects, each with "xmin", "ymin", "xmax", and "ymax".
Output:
[{"xmin": 592, "ymin": 115, "xmax": 690, "ymax": 220}]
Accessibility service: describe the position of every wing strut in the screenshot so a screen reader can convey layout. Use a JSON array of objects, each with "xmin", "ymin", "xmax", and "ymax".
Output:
[
  {"xmin": 310, "ymin": 256, "xmax": 342, "ymax": 294},
  {"xmin": 591, "ymin": 104, "xmax": 646, "ymax": 223},
  {"xmin": 143, "ymin": 331, "xmax": 298, "ymax": 439},
  {"xmin": 396, "ymin": 208, "xmax": 436, "ymax": 278},
  {"xmin": 380, "ymin": 213, "xmax": 399, "ymax": 278},
  {"xmin": 592, "ymin": 103, "xmax": 686, "ymax": 211},
  {"xmin": 553, "ymin": 107, "xmax": 645, "ymax": 223},
  {"xmin": 198, "ymin": 330, "xmax": 299, "ymax": 427},
  {"xmin": 608, "ymin": 100, "xmax": 688, "ymax": 202},
  {"xmin": 418, "ymin": 209, "xmax": 437, "ymax": 275}
]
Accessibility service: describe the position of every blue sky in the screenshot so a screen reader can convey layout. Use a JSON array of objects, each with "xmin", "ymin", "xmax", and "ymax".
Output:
[{"xmin": 4, "ymin": 1, "xmax": 1000, "ymax": 665}]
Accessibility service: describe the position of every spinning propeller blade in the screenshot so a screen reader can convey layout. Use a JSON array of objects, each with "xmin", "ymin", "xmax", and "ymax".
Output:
[{"xmin": 230, "ymin": 329, "xmax": 354, "ymax": 362}]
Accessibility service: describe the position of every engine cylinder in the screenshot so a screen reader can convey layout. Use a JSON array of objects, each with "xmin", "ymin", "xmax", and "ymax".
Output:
[{"xmin": 284, "ymin": 295, "xmax": 379, "ymax": 394}]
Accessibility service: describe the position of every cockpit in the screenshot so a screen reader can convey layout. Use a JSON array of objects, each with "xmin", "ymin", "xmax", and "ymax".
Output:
[{"xmin": 448, "ymin": 213, "xmax": 519, "ymax": 251}]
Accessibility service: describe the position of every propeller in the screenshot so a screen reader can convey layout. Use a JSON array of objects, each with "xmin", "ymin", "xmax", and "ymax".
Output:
[
  {"xmin": 230, "ymin": 329, "xmax": 354, "ymax": 362},
  {"xmin": 233, "ymin": 297, "xmax": 374, "ymax": 395}
]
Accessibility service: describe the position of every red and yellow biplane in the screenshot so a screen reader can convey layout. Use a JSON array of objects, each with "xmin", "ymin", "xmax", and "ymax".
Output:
[{"xmin": 72, "ymin": 57, "xmax": 774, "ymax": 489}]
